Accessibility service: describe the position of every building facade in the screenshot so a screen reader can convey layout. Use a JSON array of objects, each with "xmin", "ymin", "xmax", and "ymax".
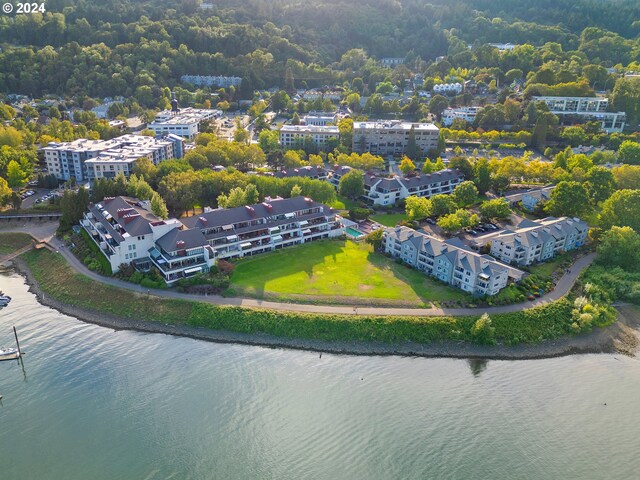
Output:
[
  {"xmin": 279, "ymin": 125, "xmax": 340, "ymax": 149},
  {"xmin": 490, "ymin": 217, "xmax": 588, "ymax": 266},
  {"xmin": 433, "ymin": 83, "xmax": 463, "ymax": 95},
  {"xmin": 43, "ymin": 135, "xmax": 176, "ymax": 182},
  {"xmin": 384, "ymin": 226, "xmax": 524, "ymax": 295},
  {"xmin": 442, "ymin": 107, "xmax": 483, "ymax": 126},
  {"xmin": 352, "ymin": 121, "xmax": 439, "ymax": 156},
  {"xmin": 532, "ymin": 96, "xmax": 626, "ymax": 133},
  {"xmin": 180, "ymin": 75, "xmax": 242, "ymax": 88},
  {"xmin": 302, "ymin": 112, "xmax": 338, "ymax": 126},
  {"xmin": 148, "ymin": 108, "xmax": 221, "ymax": 139},
  {"xmin": 363, "ymin": 169, "xmax": 463, "ymax": 206},
  {"xmin": 181, "ymin": 196, "xmax": 344, "ymax": 260}
]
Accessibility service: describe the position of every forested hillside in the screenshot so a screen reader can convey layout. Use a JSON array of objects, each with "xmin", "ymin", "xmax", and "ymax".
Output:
[{"xmin": 0, "ymin": 0, "xmax": 637, "ymax": 98}]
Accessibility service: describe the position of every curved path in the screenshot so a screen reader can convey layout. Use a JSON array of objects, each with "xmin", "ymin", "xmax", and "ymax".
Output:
[{"xmin": 1, "ymin": 222, "xmax": 595, "ymax": 317}]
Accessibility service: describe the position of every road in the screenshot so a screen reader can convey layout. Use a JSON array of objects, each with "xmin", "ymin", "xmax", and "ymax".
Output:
[{"xmin": 2, "ymin": 221, "xmax": 595, "ymax": 317}]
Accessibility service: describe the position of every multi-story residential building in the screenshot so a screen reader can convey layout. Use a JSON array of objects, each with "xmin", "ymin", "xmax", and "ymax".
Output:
[
  {"xmin": 326, "ymin": 165, "xmax": 354, "ymax": 189},
  {"xmin": 279, "ymin": 125, "xmax": 340, "ymax": 149},
  {"xmin": 384, "ymin": 226, "xmax": 524, "ymax": 295},
  {"xmin": 380, "ymin": 57, "xmax": 405, "ymax": 67},
  {"xmin": 43, "ymin": 135, "xmax": 175, "ymax": 182},
  {"xmin": 352, "ymin": 121, "xmax": 440, "ymax": 156},
  {"xmin": 181, "ymin": 196, "xmax": 344, "ymax": 260},
  {"xmin": 442, "ymin": 107, "xmax": 483, "ymax": 126},
  {"xmin": 521, "ymin": 186, "xmax": 555, "ymax": 211},
  {"xmin": 272, "ymin": 165, "xmax": 327, "ymax": 181},
  {"xmin": 302, "ymin": 111, "xmax": 338, "ymax": 126},
  {"xmin": 180, "ymin": 75, "xmax": 242, "ymax": 88},
  {"xmin": 532, "ymin": 96, "xmax": 626, "ymax": 133},
  {"xmin": 433, "ymin": 83, "xmax": 463, "ymax": 95},
  {"xmin": 148, "ymin": 108, "xmax": 221, "ymax": 139},
  {"xmin": 301, "ymin": 90, "xmax": 342, "ymax": 101},
  {"xmin": 363, "ymin": 169, "xmax": 463, "ymax": 206},
  {"xmin": 490, "ymin": 217, "xmax": 588, "ymax": 266},
  {"xmin": 81, "ymin": 196, "xmax": 216, "ymax": 284}
]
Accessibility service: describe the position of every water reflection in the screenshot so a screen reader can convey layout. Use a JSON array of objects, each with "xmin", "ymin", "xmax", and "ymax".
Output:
[{"xmin": 468, "ymin": 357, "xmax": 488, "ymax": 376}]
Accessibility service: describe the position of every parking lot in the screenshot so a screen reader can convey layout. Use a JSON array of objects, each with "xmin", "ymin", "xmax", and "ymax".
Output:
[{"xmin": 19, "ymin": 188, "xmax": 56, "ymax": 208}]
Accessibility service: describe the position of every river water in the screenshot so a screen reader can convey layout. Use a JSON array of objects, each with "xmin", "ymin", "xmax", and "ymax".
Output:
[{"xmin": 1, "ymin": 268, "xmax": 639, "ymax": 480}]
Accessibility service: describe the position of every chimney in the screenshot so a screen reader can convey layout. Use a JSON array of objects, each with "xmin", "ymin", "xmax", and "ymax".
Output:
[
  {"xmin": 176, "ymin": 240, "xmax": 186, "ymax": 249},
  {"xmin": 123, "ymin": 213, "xmax": 140, "ymax": 225},
  {"xmin": 245, "ymin": 205, "xmax": 255, "ymax": 216},
  {"xmin": 304, "ymin": 197, "xmax": 313, "ymax": 204},
  {"xmin": 199, "ymin": 216, "xmax": 208, "ymax": 225}
]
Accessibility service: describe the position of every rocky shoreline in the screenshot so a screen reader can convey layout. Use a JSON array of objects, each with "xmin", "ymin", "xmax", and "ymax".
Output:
[{"xmin": 10, "ymin": 258, "xmax": 640, "ymax": 360}]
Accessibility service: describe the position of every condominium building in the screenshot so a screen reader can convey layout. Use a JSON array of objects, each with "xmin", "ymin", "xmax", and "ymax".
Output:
[
  {"xmin": 433, "ymin": 83, "xmax": 463, "ymax": 95},
  {"xmin": 380, "ymin": 57, "xmax": 405, "ymax": 67},
  {"xmin": 148, "ymin": 108, "xmax": 221, "ymax": 139},
  {"xmin": 326, "ymin": 165, "xmax": 355, "ymax": 189},
  {"xmin": 490, "ymin": 217, "xmax": 588, "ymax": 266},
  {"xmin": 181, "ymin": 196, "xmax": 344, "ymax": 260},
  {"xmin": 504, "ymin": 185, "xmax": 555, "ymax": 211},
  {"xmin": 302, "ymin": 111, "xmax": 338, "ymax": 126},
  {"xmin": 442, "ymin": 107, "xmax": 483, "ymax": 126},
  {"xmin": 531, "ymin": 96, "xmax": 626, "ymax": 133},
  {"xmin": 384, "ymin": 226, "xmax": 524, "ymax": 295},
  {"xmin": 352, "ymin": 121, "xmax": 439, "ymax": 156},
  {"xmin": 43, "ymin": 134, "xmax": 176, "ymax": 182},
  {"xmin": 279, "ymin": 125, "xmax": 340, "ymax": 148},
  {"xmin": 180, "ymin": 75, "xmax": 242, "ymax": 88},
  {"xmin": 81, "ymin": 196, "xmax": 215, "ymax": 284},
  {"xmin": 363, "ymin": 169, "xmax": 463, "ymax": 206},
  {"xmin": 273, "ymin": 165, "xmax": 327, "ymax": 181}
]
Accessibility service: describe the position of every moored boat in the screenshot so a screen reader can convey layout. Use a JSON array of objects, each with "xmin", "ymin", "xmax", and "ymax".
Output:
[{"xmin": 0, "ymin": 347, "xmax": 20, "ymax": 361}]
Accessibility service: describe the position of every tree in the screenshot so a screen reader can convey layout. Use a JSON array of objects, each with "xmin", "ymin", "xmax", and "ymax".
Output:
[
  {"xmin": 437, "ymin": 209, "xmax": 479, "ymax": 234},
  {"xmin": 0, "ymin": 177, "xmax": 11, "ymax": 206},
  {"xmin": 471, "ymin": 313, "xmax": 495, "ymax": 345},
  {"xmin": 6, "ymin": 160, "xmax": 28, "ymax": 188},
  {"xmin": 596, "ymin": 226, "xmax": 640, "ymax": 272},
  {"xmin": 405, "ymin": 196, "xmax": 432, "ymax": 221},
  {"xmin": 452, "ymin": 181, "xmax": 478, "ymax": 207},
  {"xmin": 184, "ymin": 151, "xmax": 209, "ymax": 170},
  {"xmin": 545, "ymin": 181, "xmax": 590, "ymax": 217},
  {"xmin": 291, "ymin": 184, "xmax": 303, "ymax": 197},
  {"xmin": 491, "ymin": 174, "xmax": 510, "ymax": 195},
  {"xmin": 584, "ymin": 167, "xmax": 615, "ymax": 204},
  {"xmin": 430, "ymin": 194, "xmax": 457, "ymax": 217},
  {"xmin": 405, "ymin": 127, "xmax": 421, "ymax": 160},
  {"xmin": 338, "ymin": 169, "xmax": 364, "ymax": 199},
  {"xmin": 399, "ymin": 156, "xmax": 416, "ymax": 175},
  {"xmin": 428, "ymin": 95, "xmax": 448, "ymax": 119},
  {"xmin": 618, "ymin": 141, "xmax": 640, "ymax": 165},
  {"xmin": 233, "ymin": 119, "xmax": 250, "ymax": 144},
  {"xmin": 283, "ymin": 150, "xmax": 305, "ymax": 170},
  {"xmin": 474, "ymin": 158, "xmax": 491, "ymax": 194},
  {"xmin": 610, "ymin": 77, "xmax": 640, "ymax": 125},
  {"xmin": 449, "ymin": 157, "xmax": 473, "ymax": 179},
  {"xmin": 244, "ymin": 183, "xmax": 260, "ymax": 205},
  {"xmin": 599, "ymin": 190, "xmax": 640, "ymax": 232},
  {"xmin": 133, "ymin": 158, "xmax": 158, "ymax": 186},
  {"xmin": 59, "ymin": 187, "xmax": 89, "ymax": 233},
  {"xmin": 291, "ymin": 113, "xmax": 301, "ymax": 125},
  {"xmin": 434, "ymin": 157, "xmax": 446, "ymax": 171},
  {"xmin": 258, "ymin": 129, "xmax": 280, "ymax": 155},
  {"xmin": 479, "ymin": 199, "xmax": 510, "ymax": 221},
  {"xmin": 365, "ymin": 228, "xmax": 384, "ymax": 250},
  {"xmin": 612, "ymin": 165, "xmax": 640, "ymax": 190},
  {"xmin": 150, "ymin": 191, "xmax": 168, "ymax": 219},
  {"xmin": 422, "ymin": 159, "xmax": 435, "ymax": 174},
  {"xmin": 10, "ymin": 191, "xmax": 22, "ymax": 210}
]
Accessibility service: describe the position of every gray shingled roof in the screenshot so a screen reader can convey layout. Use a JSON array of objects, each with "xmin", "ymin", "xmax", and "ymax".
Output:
[{"xmin": 156, "ymin": 227, "xmax": 208, "ymax": 253}]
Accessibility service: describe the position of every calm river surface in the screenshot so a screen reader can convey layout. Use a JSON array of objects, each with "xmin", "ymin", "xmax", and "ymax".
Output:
[{"xmin": 1, "ymin": 268, "xmax": 639, "ymax": 480}]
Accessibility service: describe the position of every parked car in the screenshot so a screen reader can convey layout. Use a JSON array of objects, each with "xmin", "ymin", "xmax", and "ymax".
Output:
[
  {"xmin": 469, "ymin": 230, "xmax": 479, "ymax": 235},
  {"xmin": 426, "ymin": 218, "xmax": 436, "ymax": 225}
]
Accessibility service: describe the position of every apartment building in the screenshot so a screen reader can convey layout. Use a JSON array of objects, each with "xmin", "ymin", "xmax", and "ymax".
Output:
[
  {"xmin": 180, "ymin": 75, "xmax": 242, "ymax": 88},
  {"xmin": 504, "ymin": 185, "xmax": 555, "ymax": 211},
  {"xmin": 433, "ymin": 83, "xmax": 463, "ymax": 95},
  {"xmin": 384, "ymin": 226, "xmax": 524, "ymax": 296},
  {"xmin": 279, "ymin": 125, "xmax": 340, "ymax": 148},
  {"xmin": 326, "ymin": 165, "xmax": 354, "ymax": 189},
  {"xmin": 43, "ymin": 135, "xmax": 175, "ymax": 182},
  {"xmin": 272, "ymin": 165, "xmax": 328, "ymax": 181},
  {"xmin": 490, "ymin": 217, "xmax": 588, "ymax": 266},
  {"xmin": 148, "ymin": 108, "xmax": 221, "ymax": 139},
  {"xmin": 352, "ymin": 121, "xmax": 439, "ymax": 156},
  {"xmin": 364, "ymin": 169, "xmax": 463, "ymax": 206},
  {"xmin": 181, "ymin": 196, "xmax": 344, "ymax": 260},
  {"xmin": 81, "ymin": 196, "xmax": 215, "ymax": 284},
  {"xmin": 302, "ymin": 111, "xmax": 338, "ymax": 126},
  {"xmin": 532, "ymin": 96, "xmax": 626, "ymax": 133},
  {"xmin": 442, "ymin": 107, "xmax": 483, "ymax": 126}
]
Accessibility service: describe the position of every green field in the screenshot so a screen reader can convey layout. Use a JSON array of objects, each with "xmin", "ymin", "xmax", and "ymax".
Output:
[
  {"xmin": 229, "ymin": 240, "xmax": 467, "ymax": 306},
  {"xmin": 0, "ymin": 233, "xmax": 32, "ymax": 255},
  {"xmin": 370, "ymin": 213, "xmax": 407, "ymax": 227}
]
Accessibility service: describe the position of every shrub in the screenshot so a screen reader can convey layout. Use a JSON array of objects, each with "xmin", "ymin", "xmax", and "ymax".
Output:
[
  {"xmin": 470, "ymin": 313, "xmax": 496, "ymax": 345},
  {"xmin": 217, "ymin": 260, "xmax": 235, "ymax": 275}
]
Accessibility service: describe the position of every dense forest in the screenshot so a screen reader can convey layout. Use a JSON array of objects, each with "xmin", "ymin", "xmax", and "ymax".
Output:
[{"xmin": 0, "ymin": 0, "xmax": 637, "ymax": 98}]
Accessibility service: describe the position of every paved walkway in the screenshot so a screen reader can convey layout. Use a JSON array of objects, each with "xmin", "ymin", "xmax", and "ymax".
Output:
[{"xmin": 3, "ymin": 222, "xmax": 595, "ymax": 317}]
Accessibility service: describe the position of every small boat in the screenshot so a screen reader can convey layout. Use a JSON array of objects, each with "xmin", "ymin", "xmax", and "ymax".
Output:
[
  {"xmin": 0, "ymin": 297, "xmax": 10, "ymax": 307},
  {"xmin": 0, "ymin": 347, "xmax": 20, "ymax": 361}
]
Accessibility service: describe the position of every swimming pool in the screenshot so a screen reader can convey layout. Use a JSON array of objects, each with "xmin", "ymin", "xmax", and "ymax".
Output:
[{"xmin": 346, "ymin": 227, "xmax": 364, "ymax": 237}]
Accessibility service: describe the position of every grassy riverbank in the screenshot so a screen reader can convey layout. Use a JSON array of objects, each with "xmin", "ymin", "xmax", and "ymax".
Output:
[
  {"xmin": 0, "ymin": 233, "xmax": 32, "ymax": 255},
  {"xmin": 19, "ymin": 248, "xmax": 591, "ymax": 346}
]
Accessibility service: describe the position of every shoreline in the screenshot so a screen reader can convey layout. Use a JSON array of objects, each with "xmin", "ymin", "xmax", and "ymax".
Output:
[{"xmin": 9, "ymin": 258, "xmax": 640, "ymax": 360}]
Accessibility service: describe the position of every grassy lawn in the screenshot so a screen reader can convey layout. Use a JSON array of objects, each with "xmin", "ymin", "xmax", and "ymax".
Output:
[
  {"xmin": 370, "ymin": 213, "xmax": 407, "ymax": 227},
  {"xmin": 229, "ymin": 240, "xmax": 468, "ymax": 306},
  {"xmin": 329, "ymin": 195, "xmax": 359, "ymax": 211},
  {"xmin": 21, "ymin": 249, "xmax": 192, "ymax": 323},
  {"xmin": 528, "ymin": 252, "xmax": 577, "ymax": 278},
  {"xmin": 0, "ymin": 233, "xmax": 33, "ymax": 255},
  {"xmin": 18, "ymin": 248, "xmax": 593, "ymax": 346}
]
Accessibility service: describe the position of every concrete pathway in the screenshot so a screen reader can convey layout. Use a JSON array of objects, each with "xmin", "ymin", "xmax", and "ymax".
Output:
[{"xmin": 3, "ymin": 222, "xmax": 595, "ymax": 317}]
